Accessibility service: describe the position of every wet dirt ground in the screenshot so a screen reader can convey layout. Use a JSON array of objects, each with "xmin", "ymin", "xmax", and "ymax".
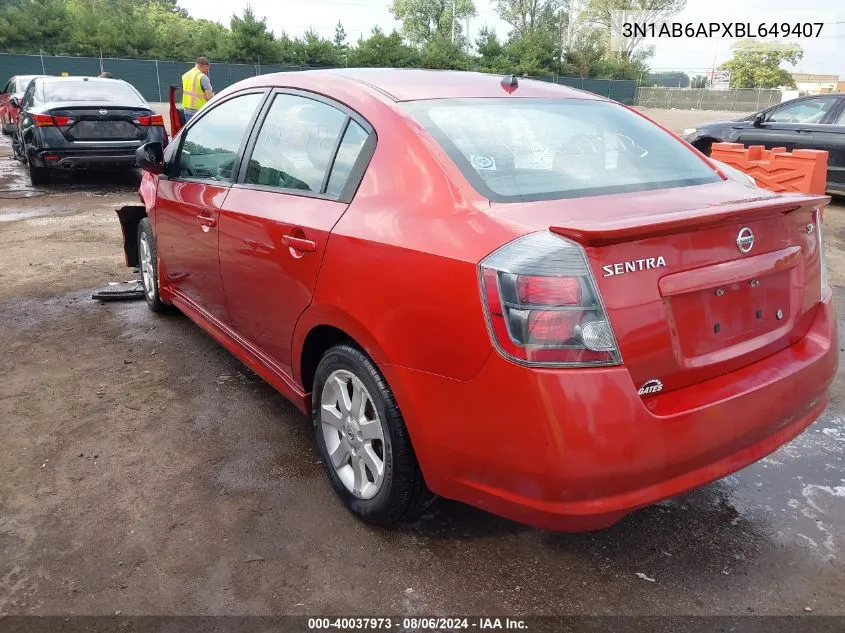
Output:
[{"xmin": 1, "ymin": 119, "xmax": 844, "ymax": 618}]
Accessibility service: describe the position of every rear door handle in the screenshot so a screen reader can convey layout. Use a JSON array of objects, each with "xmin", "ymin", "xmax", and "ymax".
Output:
[
  {"xmin": 196, "ymin": 214, "xmax": 217, "ymax": 232},
  {"xmin": 282, "ymin": 234, "xmax": 317, "ymax": 253}
]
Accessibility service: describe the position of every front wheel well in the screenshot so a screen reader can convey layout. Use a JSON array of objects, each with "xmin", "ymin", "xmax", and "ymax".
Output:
[
  {"xmin": 692, "ymin": 137, "xmax": 718, "ymax": 156},
  {"xmin": 300, "ymin": 325, "xmax": 356, "ymax": 392}
]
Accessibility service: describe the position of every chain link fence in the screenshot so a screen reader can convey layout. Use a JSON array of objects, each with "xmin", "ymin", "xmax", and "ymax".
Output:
[
  {"xmin": 635, "ymin": 87, "xmax": 782, "ymax": 112},
  {"xmin": 1, "ymin": 53, "xmax": 639, "ymax": 105},
  {"xmin": 527, "ymin": 75, "xmax": 637, "ymax": 105}
]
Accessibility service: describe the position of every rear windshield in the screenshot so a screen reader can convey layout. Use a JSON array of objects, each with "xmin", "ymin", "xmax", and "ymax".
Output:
[
  {"xmin": 403, "ymin": 98, "xmax": 720, "ymax": 202},
  {"xmin": 43, "ymin": 80, "xmax": 145, "ymax": 105}
]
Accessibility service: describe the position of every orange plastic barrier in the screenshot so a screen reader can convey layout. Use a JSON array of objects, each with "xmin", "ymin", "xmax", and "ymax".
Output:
[{"xmin": 710, "ymin": 143, "xmax": 828, "ymax": 195}]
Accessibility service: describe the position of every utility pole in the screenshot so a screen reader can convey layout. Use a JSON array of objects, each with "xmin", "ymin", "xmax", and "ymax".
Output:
[{"xmin": 451, "ymin": 0, "xmax": 456, "ymax": 43}]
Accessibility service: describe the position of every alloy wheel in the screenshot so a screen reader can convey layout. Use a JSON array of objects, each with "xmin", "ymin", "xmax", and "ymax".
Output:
[
  {"xmin": 139, "ymin": 232, "xmax": 155, "ymax": 301},
  {"xmin": 320, "ymin": 369, "xmax": 386, "ymax": 499}
]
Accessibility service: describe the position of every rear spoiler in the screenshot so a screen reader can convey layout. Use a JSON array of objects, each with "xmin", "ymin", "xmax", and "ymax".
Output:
[{"xmin": 551, "ymin": 194, "xmax": 830, "ymax": 247}]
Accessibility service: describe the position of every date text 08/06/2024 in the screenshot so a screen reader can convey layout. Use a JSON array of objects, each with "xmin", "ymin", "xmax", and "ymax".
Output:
[{"xmin": 307, "ymin": 617, "xmax": 528, "ymax": 630}]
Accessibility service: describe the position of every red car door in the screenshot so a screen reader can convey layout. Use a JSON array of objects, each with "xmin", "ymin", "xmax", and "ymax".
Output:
[
  {"xmin": 154, "ymin": 91, "xmax": 265, "ymax": 323},
  {"xmin": 218, "ymin": 92, "xmax": 373, "ymax": 377}
]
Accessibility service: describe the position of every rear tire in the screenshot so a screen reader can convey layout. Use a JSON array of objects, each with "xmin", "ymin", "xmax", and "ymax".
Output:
[
  {"xmin": 137, "ymin": 218, "xmax": 168, "ymax": 313},
  {"xmin": 313, "ymin": 344, "xmax": 431, "ymax": 526},
  {"xmin": 1, "ymin": 122, "xmax": 10, "ymax": 136},
  {"xmin": 28, "ymin": 164, "xmax": 49, "ymax": 186}
]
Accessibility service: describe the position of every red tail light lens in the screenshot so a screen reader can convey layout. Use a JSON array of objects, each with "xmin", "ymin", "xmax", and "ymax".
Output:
[
  {"xmin": 134, "ymin": 114, "xmax": 164, "ymax": 127},
  {"xmin": 480, "ymin": 231, "xmax": 621, "ymax": 367},
  {"xmin": 32, "ymin": 114, "xmax": 54, "ymax": 127},
  {"xmin": 32, "ymin": 114, "xmax": 75, "ymax": 127}
]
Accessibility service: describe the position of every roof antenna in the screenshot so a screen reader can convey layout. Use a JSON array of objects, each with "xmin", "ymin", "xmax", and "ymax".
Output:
[{"xmin": 501, "ymin": 74, "xmax": 518, "ymax": 94}]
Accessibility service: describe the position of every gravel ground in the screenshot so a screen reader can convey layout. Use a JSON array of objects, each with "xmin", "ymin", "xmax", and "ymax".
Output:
[{"xmin": 0, "ymin": 110, "xmax": 843, "ymax": 618}]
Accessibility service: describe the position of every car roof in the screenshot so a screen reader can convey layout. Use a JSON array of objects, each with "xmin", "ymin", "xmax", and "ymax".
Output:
[
  {"xmin": 241, "ymin": 68, "xmax": 606, "ymax": 103},
  {"xmin": 37, "ymin": 76, "xmax": 124, "ymax": 85}
]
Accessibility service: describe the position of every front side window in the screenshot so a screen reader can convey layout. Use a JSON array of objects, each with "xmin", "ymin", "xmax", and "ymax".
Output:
[
  {"xmin": 244, "ymin": 93, "xmax": 347, "ymax": 193},
  {"xmin": 767, "ymin": 97, "xmax": 838, "ymax": 124},
  {"xmin": 177, "ymin": 93, "xmax": 263, "ymax": 182},
  {"xmin": 404, "ymin": 98, "xmax": 720, "ymax": 202}
]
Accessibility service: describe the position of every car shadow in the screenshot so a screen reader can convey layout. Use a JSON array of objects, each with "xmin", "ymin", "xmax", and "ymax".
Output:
[{"xmin": 41, "ymin": 167, "xmax": 141, "ymax": 192}]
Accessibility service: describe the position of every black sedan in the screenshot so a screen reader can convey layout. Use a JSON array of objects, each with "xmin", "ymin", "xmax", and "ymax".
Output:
[
  {"xmin": 11, "ymin": 76, "xmax": 167, "ymax": 185},
  {"xmin": 681, "ymin": 93, "xmax": 845, "ymax": 196}
]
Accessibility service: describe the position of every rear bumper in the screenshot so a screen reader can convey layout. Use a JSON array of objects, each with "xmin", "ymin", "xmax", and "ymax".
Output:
[
  {"xmin": 34, "ymin": 151, "xmax": 137, "ymax": 170},
  {"xmin": 388, "ymin": 295, "xmax": 838, "ymax": 531}
]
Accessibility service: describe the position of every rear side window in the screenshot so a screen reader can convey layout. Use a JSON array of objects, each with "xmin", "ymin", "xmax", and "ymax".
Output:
[
  {"xmin": 404, "ymin": 98, "xmax": 720, "ymax": 202},
  {"xmin": 325, "ymin": 121, "xmax": 368, "ymax": 196},
  {"xmin": 43, "ymin": 80, "xmax": 145, "ymax": 105},
  {"xmin": 177, "ymin": 93, "xmax": 264, "ymax": 182},
  {"xmin": 244, "ymin": 94, "xmax": 347, "ymax": 193}
]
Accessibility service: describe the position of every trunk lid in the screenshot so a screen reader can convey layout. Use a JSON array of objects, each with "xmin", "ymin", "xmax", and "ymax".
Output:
[
  {"xmin": 489, "ymin": 180, "xmax": 830, "ymax": 396},
  {"xmin": 46, "ymin": 104, "xmax": 153, "ymax": 142}
]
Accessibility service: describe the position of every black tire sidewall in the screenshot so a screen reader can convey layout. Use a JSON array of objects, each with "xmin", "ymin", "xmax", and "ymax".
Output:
[
  {"xmin": 138, "ymin": 218, "xmax": 165, "ymax": 312},
  {"xmin": 312, "ymin": 346, "xmax": 400, "ymax": 522}
]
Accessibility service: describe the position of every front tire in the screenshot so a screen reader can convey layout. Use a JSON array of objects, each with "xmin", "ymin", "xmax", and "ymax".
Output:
[
  {"xmin": 313, "ymin": 344, "xmax": 430, "ymax": 526},
  {"xmin": 137, "ymin": 218, "xmax": 168, "ymax": 313}
]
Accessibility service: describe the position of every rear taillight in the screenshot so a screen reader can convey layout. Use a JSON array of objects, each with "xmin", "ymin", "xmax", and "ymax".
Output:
[
  {"xmin": 133, "ymin": 114, "xmax": 164, "ymax": 127},
  {"xmin": 32, "ymin": 113, "xmax": 54, "ymax": 127},
  {"xmin": 816, "ymin": 207, "xmax": 829, "ymax": 301},
  {"xmin": 32, "ymin": 114, "xmax": 75, "ymax": 127},
  {"xmin": 480, "ymin": 231, "xmax": 621, "ymax": 367}
]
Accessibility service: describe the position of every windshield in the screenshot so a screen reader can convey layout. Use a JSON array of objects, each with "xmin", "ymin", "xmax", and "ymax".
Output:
[
  {"xmin": 404, "ymin": 98, "xmax": 720, "ymax": 202},
  {"xmin": 43, "ymin": 80, "xmax": 145, "ymax": 105}
]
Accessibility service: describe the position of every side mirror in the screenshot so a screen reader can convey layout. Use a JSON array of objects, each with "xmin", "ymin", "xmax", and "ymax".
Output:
[
  {"xmin": 136, "ymin": 142, "xmax": 164, "ymax": 175},
  {"xmin": 752, "ymin": 113, "xmax": 765, "ymax": 128},
  {"xmin": 9, "ymin": 96, "xmax": 21, "ymax": 109}
]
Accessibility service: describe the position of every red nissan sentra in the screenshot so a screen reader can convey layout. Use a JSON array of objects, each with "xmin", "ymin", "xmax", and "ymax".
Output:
[{"xmin": 122, "ymin": 69, "xmax": 838, "ymax": 531}]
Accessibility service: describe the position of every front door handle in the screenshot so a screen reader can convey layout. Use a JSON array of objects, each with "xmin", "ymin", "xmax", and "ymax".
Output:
[
  {"xmin": 196, "ymin": 214, "xmax": 217, "ymax": 232},
  {"xmin": 282, "ymin": 234, "xmax": 317, "ymax": 253}
]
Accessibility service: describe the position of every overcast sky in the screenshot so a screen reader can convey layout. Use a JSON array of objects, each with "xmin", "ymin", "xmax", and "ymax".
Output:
[{"xmin": 177, "ymin": 0, "xmax": 843, "ymax": 76}]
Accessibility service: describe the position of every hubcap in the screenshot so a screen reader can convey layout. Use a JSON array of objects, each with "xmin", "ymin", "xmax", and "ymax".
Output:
[
  {"xmin": 320, "ymin": 369, "xmax": 385, "ymax": 499},
  {"xmin": 139, "ymin": 234, "xmax": 155, "ymax": 301}
]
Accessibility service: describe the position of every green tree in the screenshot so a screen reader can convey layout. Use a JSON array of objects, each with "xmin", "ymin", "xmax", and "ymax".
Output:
[
  {"xmin": 333, "ymin": 21, "xmax": 347, "ymax": 48},
  {"xmin": 690, "ymin": 74, "xmax": 707, "ymax": 89},
  {"xmin": 496, "ymin": 0, "xmax": 565, "ymax": 38},
  {"xmin": 348, "ymin": 27, "xmax": 420, "ymax": 67},
  {"xmin": 720, "ymin": 40, "xmax": 802, "ymax": 88},
  {"xmin": 299, "ymin": 28, "xmax": 340, "ymax": 67},
  {"xmin": 588, "ymin": 0, "xmax": 685, "ymax": 60},
  {"xmin": 475, "ymin": 26, "xmax": 511, "ymax": 72},
  {"xmin": 420, "ymin": 34, "xmax": 471, "ymax": 69},
  {"xmin": 504, "ymin": 27, "xmax": 557, "ymax": 75},
  {"xmin": 229, "ymin": 4, "xmax": 279, "ymax": 63},
  {"xmin": 389, "ymin": 0, "xmax": 476, "ymax": 45}
]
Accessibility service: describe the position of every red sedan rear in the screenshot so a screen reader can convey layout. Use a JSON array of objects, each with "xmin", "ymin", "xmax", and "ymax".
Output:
[{"xmin": 123, "ymin": 69, "xmax": 837, "ymax": 531}]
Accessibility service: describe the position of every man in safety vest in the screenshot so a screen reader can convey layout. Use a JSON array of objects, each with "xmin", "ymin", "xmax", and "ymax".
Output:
[{"xmin": 181, "ymin": 57, "xmax": 214, "ymax": 122}]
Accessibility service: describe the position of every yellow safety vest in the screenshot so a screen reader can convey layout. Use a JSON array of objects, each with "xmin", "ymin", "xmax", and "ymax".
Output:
[{"xmin": 181, "ymin": 67, "xmax": 208, "ymax": 110}]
